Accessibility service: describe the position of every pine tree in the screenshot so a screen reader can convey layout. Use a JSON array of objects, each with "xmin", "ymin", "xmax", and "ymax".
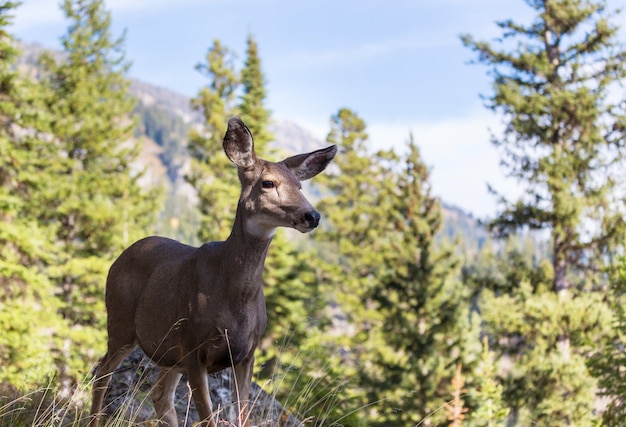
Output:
[
  {"xmin": 236, "ymin": 33, "xmax": 316, "ymax": 373},
  {"xmin": 185, "ymin": 38, "xmax": 334, "ymax": 421},
  {"xmin": 239, "ymin": 34, "xmax": 272, "ymax": 149},
  {"xmin": 0, "ymin": 0, "xmax": 61, "ymax": 390},
  {"xmin": 463, "ymin": 238, "xmax": 612, "ymax": 424},
  {"xmin": 309, "ymin": 108, "xmax": 390, "ymax": 425},
  {"xmin": 186, "ymin": 39, "xmax": 240, "ymax": 241},
  {"xmin": 311, "ymin": 111, "xmax": 480, "ymax": 425},
  {"xmin": 37, "ymin": 0, "xmax": 157, "ymax": 387},
  {"xmin": 365, "ymin": 136, "xmax": 479, "ymax": 426},
  {"xmin": 315, "ymin": 107, "xmax": 389, "ymax": 353},
  {"xmin": 468, "ymin": 338, "xmax": 509, "ymax": 427},
  {"xmin": 461, "ymin": 0, "xmax": 626, "ymax": 292},
  {"xmin": 461, "ymin": 1, "xmax": 625, "ymax": 423},
  {"xmin": 588, "ymin": 256, "xmax": 626, "ymax": 425}
]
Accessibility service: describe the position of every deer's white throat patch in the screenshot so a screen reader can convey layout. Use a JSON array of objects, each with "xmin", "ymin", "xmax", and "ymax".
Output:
[{"xmin": 245, "ymin": 217, "xmax": 277, "ymax": 240}]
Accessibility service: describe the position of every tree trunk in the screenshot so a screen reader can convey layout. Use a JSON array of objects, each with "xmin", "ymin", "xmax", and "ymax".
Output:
[{"xmin": 554, "ymin": 252, "xmax": 568, "ymax": 295}]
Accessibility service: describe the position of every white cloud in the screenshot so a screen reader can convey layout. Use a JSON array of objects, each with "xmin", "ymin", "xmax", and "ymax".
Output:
[
  {"xmin": 367, "ymin": 107, "xmax": 520, "ymax": 218},
  {"xmin": 274, "ymin": 33, "xmax": 455, "ymax": 71}
]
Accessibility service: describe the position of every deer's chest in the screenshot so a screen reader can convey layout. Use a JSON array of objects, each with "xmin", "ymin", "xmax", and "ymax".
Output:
[{"xmin": 187, "ymin": 288, "xmax": 267, "ymax": 369}]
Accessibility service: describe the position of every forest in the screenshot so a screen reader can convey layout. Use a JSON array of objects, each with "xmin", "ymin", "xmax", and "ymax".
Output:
[{"xmin": 2, "ymin": 0, "xmax": 626, "ymax": 426}]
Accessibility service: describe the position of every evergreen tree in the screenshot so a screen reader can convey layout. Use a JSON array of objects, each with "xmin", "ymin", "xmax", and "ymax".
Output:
[
  {"xmin": 37, "ymin": 0, "xmax": 157, "ymax": 387},
  {"xmin": 236, "ymin": 33, "xmax": 318, "ymax": 375},
  {"xmin": 463, "ymin": 238, "xmax": 612, "ymax": 424},
  {"xmin": 186, "ymin": 39, "xmax": 240, "ymax": 241},
  {"xmin": 588, "ymin": 255, "xmax": 626, "ymax": 425},
  {"xmin": 468, "ymin": 338, "xmax": 509, "ymax": 427},
  {"xmin": 462, "ymin": 1, "xmax": 626, "ymax": 423},
  {"xmin": 365, "ymin": 136, "xmax": 479, "ymax": 426},
  {"xmin": 239, "ymin": 34, "xmax": 272, "ymax": 148},
  {"xmin": 461, "ymin": 0, "xmax": 626, "ymax": 292},
  {"xmin": 186, "ymin": 38, "xmax": 333, "ymax": 422},
  {"xmin": 311, "ymin": 108, "xmax": 389, "ymax": 425},
  {"xmin": 0, "ymin": 0, "xmax": 61, "ymax": 390},
  {"xmin": 312, "ymin": 111, "xmax": 480, "ymax": 425},
  {"xmin": 315, "ymin": 107, "xmax": 388, "ymax": 355}
]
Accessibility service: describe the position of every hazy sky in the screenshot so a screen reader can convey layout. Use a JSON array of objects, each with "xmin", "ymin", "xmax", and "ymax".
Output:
[{"xmin": 12, "ymin": 0, "xmax": 626, "ymax": 218}]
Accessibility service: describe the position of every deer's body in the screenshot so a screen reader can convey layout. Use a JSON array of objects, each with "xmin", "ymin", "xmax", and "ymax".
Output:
[
  {"xmin": 110, "ymin": 232, "xmax": 267, "ymax": 371},
  {"xmin": 89, "ymin": 117, "xmax": 336, "ymax": 427}
]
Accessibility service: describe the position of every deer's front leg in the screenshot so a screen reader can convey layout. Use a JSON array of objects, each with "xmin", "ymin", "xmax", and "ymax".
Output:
[
  {"xmin": 186, "ymin": 357, "xmax": 216, "ymax": 427},
  {"xmin": 234, "ymin": 355, "xmax": 254, "ymax": 426},
  {"xmin": 151, "ymin": 368, "xmax": 182, "ymax": 427}
]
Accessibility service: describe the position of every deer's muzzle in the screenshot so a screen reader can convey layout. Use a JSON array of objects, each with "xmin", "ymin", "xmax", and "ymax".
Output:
[{"xmin": 304, "ymin": 211, "xmax": 321, "ymax": 229}]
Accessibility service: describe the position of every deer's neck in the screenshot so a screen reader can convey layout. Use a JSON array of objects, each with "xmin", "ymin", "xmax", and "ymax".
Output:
[{"xmin": 222, "ymin": 203, "xmax": 274, "ymax": 284}]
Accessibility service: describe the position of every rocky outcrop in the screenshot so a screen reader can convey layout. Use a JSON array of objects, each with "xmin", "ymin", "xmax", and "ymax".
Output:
[{"xmin": 102, "ymin": 348, "xmax": 301, "ymax": 426}]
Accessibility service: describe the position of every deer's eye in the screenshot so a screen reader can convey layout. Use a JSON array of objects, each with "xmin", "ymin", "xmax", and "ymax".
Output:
[{"xmin": 262, "ymin": 180, "xmax": 275, "ymax": 189}]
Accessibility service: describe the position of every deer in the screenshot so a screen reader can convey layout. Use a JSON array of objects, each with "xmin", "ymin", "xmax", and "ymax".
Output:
[{"xmin": 88, "ymin": 117, "xmax": 337, "ymax": 427}]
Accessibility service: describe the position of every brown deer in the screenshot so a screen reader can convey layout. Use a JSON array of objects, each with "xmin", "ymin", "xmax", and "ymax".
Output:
[{"xmin": 88, "ymin": 117, "xmax": 337, "ymax": 427}]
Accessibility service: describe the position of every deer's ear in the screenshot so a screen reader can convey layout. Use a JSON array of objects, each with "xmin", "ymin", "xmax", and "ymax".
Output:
[
  {"xmin": 282, "ymin": 145, "xmax": 337, "ymax": 181},
  {"xmin": 223, "ymin": 117, "xmax": 257, "ymax": 169}
]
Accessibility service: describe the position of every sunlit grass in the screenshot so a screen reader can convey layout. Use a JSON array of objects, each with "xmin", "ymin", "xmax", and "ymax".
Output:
[
  {"xmin": 0, "ymin": 346, "xmax": 352, "ymax": 427},
  {"xmin": 0, "ymin": 344, "xmax": 459, "ymax": 427}
]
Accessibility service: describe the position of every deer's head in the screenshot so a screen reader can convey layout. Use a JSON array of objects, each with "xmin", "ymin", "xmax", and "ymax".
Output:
[{"xmin": 223, "ymin": 117, "xmax": 337, "ymax": 239}]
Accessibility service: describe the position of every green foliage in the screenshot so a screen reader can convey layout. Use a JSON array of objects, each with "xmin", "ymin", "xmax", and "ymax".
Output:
[
  {"xmin": 462, "ymin": 1, "xmax": 626, "ymax": 424},
  {"xmin": 468, "ymin": 338, "xmax": 509, "ymax": 426},
  {"xmin": 186, "ymin": 39, "xmax": 240, "ymax": 240},
  {"xmin": 465, "ymin": 239, "xmax": 611, "ymax": 425},
  {"xmin": 32, "ymin": 0, "xmax": 157, "ymax": 387},
  {"xmin": 588, "ymin": 254, "xmax": 626, "ymax": 425},
  {"xmin": 185, "ymin": 36, "xmax": 334, "ymax": 423},
  {"xmin": 312, "ymin": 108, "xmax": 389, "ymax": 422},
  {"xmin": 366, "ymin": 137, "xmax": 480, "ymax": 426},
  {"xmin": 240, "ymin": 34, "xmax": 273, "ymax": 149},
  {"xmin": 462, "ymin": 0, "xmax": 626, "ymax": 291},
  {"xmin": 3, "ymin": 2, "xmax": 626, "ymax": 425},
  {"xmin": 186, "ymin": 35, "xmax": 275, "ymax": 242},
  {"xmin": 312, "ymin": 109, "xmax": 480, "ymax": 426},
  {"xmin": 0, "ymin": 0, "xmax": 61, "ymax": 390}
]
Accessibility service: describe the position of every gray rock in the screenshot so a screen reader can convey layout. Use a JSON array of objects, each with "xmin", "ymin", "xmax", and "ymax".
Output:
[{"xmin": 102, "ymin": 348, "xmax": 302, "ymax": 426}]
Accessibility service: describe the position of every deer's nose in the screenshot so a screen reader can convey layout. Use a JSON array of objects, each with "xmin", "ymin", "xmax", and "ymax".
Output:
[{"xmin": 304, "ymin": 211, "xmax": 321, "ymax": 228}]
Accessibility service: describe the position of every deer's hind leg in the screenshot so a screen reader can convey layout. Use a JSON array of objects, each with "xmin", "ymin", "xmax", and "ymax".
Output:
[
  {"xmin": 88, "ymin": 338, "xmax": 135, "ymax": 426},
  {"xmin": 151, "ymin": 368, "xmax": 182, "ymax": 426},
  {"xmin": 89, "ymin": 274, "xmax": 139, "ymax": 426}
]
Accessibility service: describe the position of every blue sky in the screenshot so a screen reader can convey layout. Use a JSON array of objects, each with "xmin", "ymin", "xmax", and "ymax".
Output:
[{"xmin": 12, "ymin": 0, "xmax": 626, "ymax": 218}]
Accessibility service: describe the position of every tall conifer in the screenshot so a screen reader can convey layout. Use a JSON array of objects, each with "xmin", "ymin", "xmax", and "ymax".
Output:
[
  {"xmin": 462, "ymin": 1, "xmax": 626, "ymax": 422},
  {"xmin": 312, "ymin": 108, "xmax": 388, "ymax": 424},
  {"xmin": 365, "ymin": 137, "xmax": 479, "ymax": 426},
  {"xmin": 313, "ymin": 111, "xmax": 480, "ymax": 425},
  {"xmin": 186, "ymin": 40, "xmax": 240, "ymax": 241},
  {"xmin": 240, "ymin": 34, "xmax": 272, "ymax": 148},
  {"xmin": 0, "ymin": 1, "xmax": 60, "ymax": 390},
  {"xmin": 38, "ymin": 0, "xmax": 156, "ymax": 387},
  {"xmin": 462, "ymin": 0, "xmax": 626, "ymax": 292}
]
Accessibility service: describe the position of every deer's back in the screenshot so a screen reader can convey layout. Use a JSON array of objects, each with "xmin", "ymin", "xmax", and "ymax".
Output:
[{"xmin": 105, "ymin": 236, "xmax": 197, "ymax": 326}]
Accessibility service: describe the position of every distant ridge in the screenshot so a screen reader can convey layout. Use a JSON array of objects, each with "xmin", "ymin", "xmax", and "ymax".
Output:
[{"xmin": 129, "ymin": 79, "xmax": 200, "ymax": 124}]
